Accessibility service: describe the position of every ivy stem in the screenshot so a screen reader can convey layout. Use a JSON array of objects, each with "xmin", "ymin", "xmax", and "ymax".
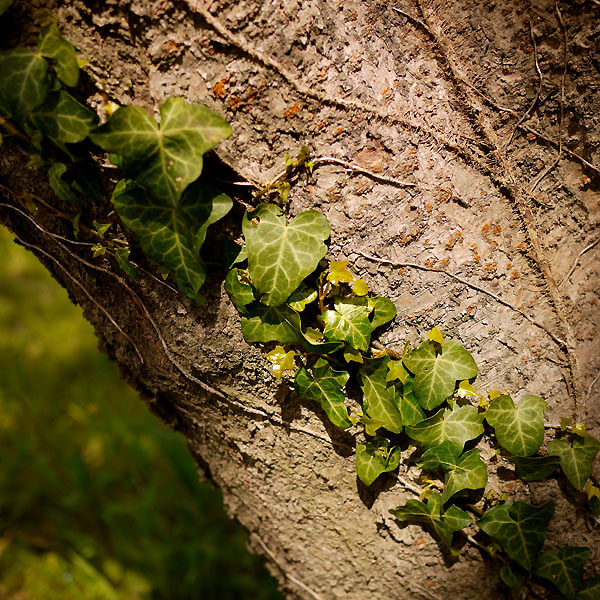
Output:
[
  {"xmin": 0, "ymin": 115, "xmax": 30, "ymax": 144},
  {"xmin": 370, "ymin": 340, "xmax": 403, "ymax": 359}
]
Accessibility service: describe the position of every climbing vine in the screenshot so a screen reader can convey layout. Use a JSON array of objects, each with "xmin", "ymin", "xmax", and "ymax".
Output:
[{"xmin": 0, "ymin": 10, "xmax": 599, "ymax": 599}]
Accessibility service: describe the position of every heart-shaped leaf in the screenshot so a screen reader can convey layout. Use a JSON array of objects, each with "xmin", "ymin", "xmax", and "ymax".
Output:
[
  {"xmin": 356, "ymin": 437, "xmax": 401, "ymax": 486},
  {"xmin": 323, "ymin": 297, "xmax": 372, "ymax": 351},
  {"xmin": 511, "ymin": 455, "xmax": 560, "ymax": 482},
  {"xmin": 419, "ymin": 441, "xmax": 488, "ymax": 503},
  {"xmin": 500, "ymin": 562, "xmax": 525, "ymax": 591},
  {"xmin": 405, "ymin": 404, "xmax": 484, "ymax": 450},
  {"xmin": 534, "ymin": 547, "xmax": 590, "ymax": 599},
  {"xmin": 390, "ymin": 492, "xmax": 471, "ymax": 549},
  {"xmin": 241, "ymin": 304, "xmax": 301, "ymax": 345},
  {"xmin": 38, "ymin": 23, "xmax": 79, "ymax": 87},
  {"xmin": 224, "ymin": 269, "xmax": 255, "ymax": 314},
  {"xmin": 486, "ymin": 394, "xmax": 546, "ymax": 457},
  {"xmin": 358, "ymin": 358, "xmax": 404, "ymax": 434},
  {"xmin": 368, "ymin": 296, "xmax": 397, "ymax": 330},
  {"xmin": 478, "ymin": 501, "xmax": 555, "ymax": 570},
  {"xmin": 243, "ymin": 203, "xmax": 330, "ymax": 306},
  {"xmin": 547, "ymin": 434, "xmax": 600, "ymax": 490},
  {"xmin": 112, "ymin": 179, "xmax": 232, "ymax": 298},
  {"xmin": 0, "ymin": 48, "xmax": 50, "ymax": 119},
  {"xmin": 295, "ymin": 358, "xmax": 351, "ymax": 428},
  {"xmin": 91, "ymin": 98, "xmax": 231, "ymax": 202},
  {"xmin": 403, "ymin": 339, "xmax": 478, "ymax": 410},
  {"xmin": 31, "ymin": 90, "xmax": 98, "ymax": 145}
]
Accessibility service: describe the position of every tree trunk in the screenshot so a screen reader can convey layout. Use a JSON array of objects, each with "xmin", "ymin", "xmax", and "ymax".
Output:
[{"xmin": 1, "ymin": 0, "xmax": 599, "ymax": 598}]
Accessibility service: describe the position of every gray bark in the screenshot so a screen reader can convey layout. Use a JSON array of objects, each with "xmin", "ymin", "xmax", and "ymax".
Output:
[{"xmin": 1, "ymin": 0, "xmax": 599, "ymax": 598}]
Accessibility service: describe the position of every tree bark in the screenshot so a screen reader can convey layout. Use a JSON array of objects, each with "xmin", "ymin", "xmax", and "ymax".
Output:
[{"xmin": 1, "ymin": 0, "xmax": 599, "ymax": 598}]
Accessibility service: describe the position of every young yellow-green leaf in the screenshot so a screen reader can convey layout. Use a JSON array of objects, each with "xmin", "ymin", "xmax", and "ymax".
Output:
[
  {"xmin": 327, "ymin": 260, "xmax": 354, "ymax": 284},
  {"xmin": 0, "ymin": 0, "xmax": 13, "ymax": 16},
  {"xmin": 358, "ymin": 358, "xmax": 403, "ymax": 434},
  {"xmin": 242, "ymin": 203, "xmax": 330, "ymax": 306},
  {"xmin": 511, "ymin": 455, "xmax": 560, "ymax": 482},
  {"xmin": 386, "ymin": 359, "xmax": 408, "ymax": 383},
  {"xmin": 114, "ymin": 247, "xmax": 141, "ymax": 278},
  {"xmin": 38, "ymin": 23, "xmax": 79, "ymax": 87},
  {"xmin": 112, "ymin": 179, "xmax": 231, "ymax": 299},
  {"xmin": 323, "ymin": 297, "xmax": 372, "ymax": 351},
  {"xmin": 265, "ymin": 346, "xmax": 296, "ymax": 379},
  {"xmin": 91, "ymin": 98, "xmax": 231, "ymax": 202},
  {"xmin": 368, "ymin": 296, "xmax": 397, "ymax": 330},
  {"xmin": 478, "ymin": 501, "xmax": 555, "ymax": 570},
  {"xmin": 224, "ymin": 268, "xmax": 255, "ymax": 314},
  {"xmin": 352, "ymin": 278, "xmax": 369, "ymax": 296},
  {"xmin": 486, "ymin": 394, "xmax": 546, "ymax": 457},
  {"xmin": 561, "ymin": 416, "xmax": 573, "ymax": 431},
  {"xmin": 343, "ymin": 346, "xmax": 364, "ymax": 364},
  {"xmin": 31, "ymin": 90, "xmax": 98, "ymax": 144},
  {"xmin": 295, "ymin": 358, "xmax": 351, "ymax": 428},
  {"xmin": 456, "ymin": 380, "xmax": 480, "ymax": 400},
  {"xmin": 359, "ymin": 414, "xmax": 386, "ymax": 436},
  {"xmin": 405, "ymin": 404, "xmax": 484, "ymax": 450},
  {"xmin": 47, "ymin": 161, "xmax": 79, "ymax": 204},
  {"xmin": 577, "ymin": 577, "xmax": 600, "ymax": 600},
  {"xmin": 356, "ymin": 437, "xmax": 401, "ymax": 486},
  {"xmin": 534, "ymin": 547, "xmax": 590, "ymax": 599},
  {"xmin": 500, "ymin": 562, "xmax": 525, "ymax": 591},
  {"xmin": 390, "ymin": 492, "xmax": 471, "ymax": 550},
  {"xmin": 419, "ymin": 441, "xmax": 488, "ymax": 503},
  {"xmin": 287, "ymin": 285, "xmax": 318, "ymax": 312},
  {"xmin": 241, "ymin": 304, "xmax": 301, "ymax": 345},
  {"xmin": 547, "ymin": 434, "xmax": 600, "ymax": 490},
  {"xmin": 403, "ymin": 339, "xmax": 478, "ymax": 410},
  {"xmin": 0, "ymin": 48, "xmax": 50, "ymax": 119},
  {"xmin": 427, "ymin": 327, "xmax": 444, "ymax": 345}
]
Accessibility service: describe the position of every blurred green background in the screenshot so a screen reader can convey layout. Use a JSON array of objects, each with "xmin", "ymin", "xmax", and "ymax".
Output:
[{"xmin": 0, "ymin": 226, "xmax": 282, "ymax": 599}]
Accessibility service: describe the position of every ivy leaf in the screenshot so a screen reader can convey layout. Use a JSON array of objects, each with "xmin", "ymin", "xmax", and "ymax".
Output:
[
  {"xmin": 295, "ymin": 358, "xmax": 351, "ymax": 428},
  {"xmin": 390, "ymin": 492, "xmax": 471, "ymax": 549},
  {"xmin": 405, "ymin": 404, "xmax": 484, "ymax": 450},
  {"xmin": 287, "ymin": 285, "xmax": 318, "ymax": 312},
  {"xmin": 0, "ymin": 48, "xmax": 50, "ymax": 119},
  {"xmin": 224, "ymin": 268, "xmax": 255, "ymax": 314},
  {"xmin": 578, "ymin": 577, "xmax": 600, "ymax": 600},
  {"xmin": 477, "ymin": 501, "xmax": 555, "ymax": 570},
  {"xmin": 90, "ymin": 98, "xmax": 231, "ymax": 202},
  {"xmin": 47, "ymin": 162, "xmax": 80, "ymax": 204},
  {"xmin": 327, "ymin": 260, "xmax": 354, "ymax": 284},
  {"xmin": 221, "ymin": 240, "xmax": 247, "ymax": 268},
  {"xmin": 359, "ymin": 414, "xmax": 386, "ymax": 436},
  {"xmin": 511, "ymin": 456, "xmax": 560, "ymax": 482},
  {"xmin": 31, "ymin": 90, "xmax": 98, "ymax": 144},
  {"xmin": 241, "ymin": 304, "xmax": 301, "ymax": 345},
  {"xmin": 534, "ymin": 547, "xmax": 590, "ymax": 599},
  {"xmin": 386, "ymin": 359, "xmax": 409, "ymax": 383},
  {"xmin": 38, "ymin": 23, "xmax": 79, "ymax": 87},
  {"xmin": 323, "ymin": 297, "xmax": 372, "ymax": 351},
  {"xmin": 397, "ymin": 389, "xmax": 426, "ymax": 427},
  {"xmin": 352, "ymin": 278, "xmax": 368, "ymax": 296},
  {"xmin": 548, "ymin": 434, "xmax": 600, "ymax": 490},
  {"xmin": 265, "ymin": 345, "xmax": 296, "ymax": 380},
  {"xmin": 243, "ymin": 203, "xmax": 330, "ymax": 306},
  {"xmin": 356, "ymin": 437, "xmax": 401, "ymax": 486},
  {"xmin": 114, "ymin": 247, "xmax": 141, "ymax": 278},
  {"xmin": 0, "ymin": 0, "xmax": 14, "ymax": 16},
  {"xmin": 403, "ymin": 339, "xmax": 478, "ymax": 410},
  {"xmin": 343, "ymin": 346, "xmax": 364, "ymax": 364},
  {"xmin": 358, "ymin": 358, "xmax": 403, "ymax": 434},
  {"xmin": 112, "ymin": 179, "xmax": 232, "ymax": 299},
  {"xmin": 486, "ymin": 394, "xmax": 546, "ymax": 457},
  {"xmin": 419, "ymin": 441, "xmax": 488, "ymax": 503},
  {"xmin": 367, "ymin": 296, "xmax": 397, "ymax": 330},
  {"xmin": 500, "ymin": 562, "xmax": 524, "ymax": 591}
]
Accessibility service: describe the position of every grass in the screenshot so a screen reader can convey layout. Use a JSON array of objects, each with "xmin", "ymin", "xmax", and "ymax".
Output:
[{"xmin": 0, "ymin": 226, "xmax": 282, "ymax": 599}]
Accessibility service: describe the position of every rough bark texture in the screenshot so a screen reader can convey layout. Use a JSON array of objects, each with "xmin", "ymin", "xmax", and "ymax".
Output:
[{"xmin": 1, "ymin": 0, "xmax": 599, "ymax": 598}]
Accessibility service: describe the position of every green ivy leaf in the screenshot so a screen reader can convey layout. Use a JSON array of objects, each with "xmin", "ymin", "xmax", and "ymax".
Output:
[
  {"xmin": 500, "ymin": 562, "xmax": 524, "ymax": 591},
  {"xmin": 323, "ymin": 297, "xmax": 372, "ymax": 351},
  {"xmin": 38, "ymin": 23, "xmax": 79, "ymax": 87},
  {"xmin": 241, "ymin": 304, "xmax": 301, "ymax": 344},
  {"xmin": 47, "ymin": 161, "xmax": 80, "ymax": 204},
  {"xmin": 358, "ymin": 414, "xmax": 386, "ymax": 436},
  {"xmin": 577, "ymin": 577, "xmax": 600, "ymax": 600},
  {"xmin": 367, "ymin": 296, "xmax": 397, "ymax": 330},
  {"xmin": 478, "ymin": 501, "xmax": 555, "ymax": 570},
  {"xmin": 386, "ymin": 359, "xmax": 408, "ymax": 383},
  {"xmin": 112, "ymin": 179, "xmax": 232, "ymax": 299},
  {"xmin": 486, "ymin": 394, "xmax": 546, "ymax": 457},
  {"xmin": 358, "ymin": 358, "xmax": 404, "ymax": 434},
  {"xmin": 224, "ymin": 269, "xmax": 255, "ymax": 314},
  {"xmin": 114, "ymin": 247, "xmax": 141, "ymax": 278},
  {"xmin": 403, "ymin": 339, "xmax": 478, "ymax": 410},
  {"xmin": 548, "ymin": 434, "xmax": 600, "ymax": 490},
  {"xmin": 405, "ymin": 404, "xmax": 484, "ymax": 450},
  {"xmin": 343, "ymin": 346, "xmax": 364, "ymax": 364},
  {"xmin": 390, "ymin": 492, "xmax": 471, "ymax": 550},
  {"xmin": 0, "ymin": 0, "xmax": 14, "ymax": 16},
  {"xmin": 419, "ymin": 441, "xmax": 488, "ymax": 503},
  {"xmin": 287, "ymin": 285, "xmax": 318, "ymax": 312},
  {"xmin": 511, "ymin": 455, "xmax": 560, "ymax": 482},
  {"xmin": 0, "ymin": 48, "xmax": 50, "ymax": 119},
  {"xmin": 295, "ymin": 358, "xmax": 351, "ymax": 428},
  {"xmin": 221, "ymin": 240, "xmax": 247, "ymax": 269},
  {"xmin": 242, "ymin": 203, "xmax": 330, "ymax": 306},
  {"xmin": 397, "ymin": 389, "xmax": 426, "ymax": 427},
  {"xmin": 534, "ymin": 547, "xmax": 590, "ymax": 599},
  {"xmin": 356, "ymin": 437, "xmax": 401, "ymax": 486},
  {"xmin": 31, "ymin": 90, "xmax": 98, "ymax": 144},
  {"xmin": 90, "ymin": 98, "xmax": 231, "ymax": 202}
]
